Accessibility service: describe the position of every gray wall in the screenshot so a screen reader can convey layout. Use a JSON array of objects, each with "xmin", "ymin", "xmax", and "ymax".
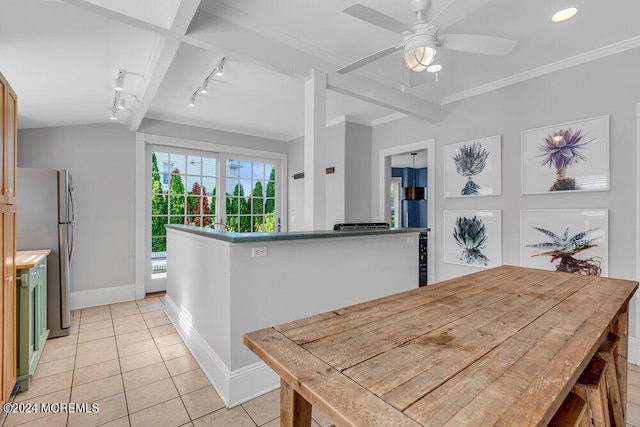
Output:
[
  {"xmin": 17, "ymin": 124, "xmax": 136, "ymax": 294},
  {"xmin": 345, "ymin": 122, "xmax": 372, "ymax": 223},
  {"xmin": 17, "ymin": 120, "xmax": 290, "ymax": 300},
  {"xmin": 139, "ymin": 118, "xmax": 287, "ymax": 154},
  {"xmin": 372, "ymin": 46, "xmax": 640, "ymax": 333},
  {"xmin": 287, "ymin": 121, "xmax": 373, "ymax": 230},
  {"xmin": 287, "ymin": 135, "xmax": 305, "ymax": 231}
]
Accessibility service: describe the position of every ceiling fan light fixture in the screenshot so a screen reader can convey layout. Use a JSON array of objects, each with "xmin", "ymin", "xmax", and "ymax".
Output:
[
  {"xmin": 551, "ymin": 7, "xmax": 578, "ymax": 23},
  {"xmin": 403, "ymin": 34, "xmax": 436, "ymax": 72}
]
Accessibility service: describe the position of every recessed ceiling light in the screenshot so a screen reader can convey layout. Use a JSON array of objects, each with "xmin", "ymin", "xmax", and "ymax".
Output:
[
  {"xmin": 551, "ymin": 7, "xmax": 578, "ymax": 23},
  {"xmin": 426, "ymin": 64, "xmax": 443, "ymax": 73}
]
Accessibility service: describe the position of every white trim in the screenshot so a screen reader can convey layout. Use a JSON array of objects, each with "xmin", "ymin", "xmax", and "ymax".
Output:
[
  {"xmin": 443, "ymin": 35, "xmax": 640, "ymax": 105},
  {"xmin": 377, "ymin": 139, "xmax": 436, "ymax": 285},
  {"xmin": 135, "ymin": 133, "xmax": 147, "ymax": 300},
  {"xmin": 164, "ymin": 295, "xmax": 279, "ymax": 408},
  {"xmin": 371, "ymin": 112, "xmax": 408, "ymax": 127},
  {"xmin": 71, "ymin": 284, "xmax": 136, "ymax": 310}
]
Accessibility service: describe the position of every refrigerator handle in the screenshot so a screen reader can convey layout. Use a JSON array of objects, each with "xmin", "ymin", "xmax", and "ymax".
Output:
[
  {"xmin": 69, "ymin": 185, "xmax": 77, "ymax": 223},
  {"xmin": 59, "ymin": 225, "xmax": 72, "ymax": 329},
  {"xmin": 69, "ymin": 223, "xmax": 75, "ymax": 261}
]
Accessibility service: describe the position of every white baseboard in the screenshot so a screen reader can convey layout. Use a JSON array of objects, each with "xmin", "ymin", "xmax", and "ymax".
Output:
[
  {"xmin": 164, "ymin": 295, "xmax": 279, "ymax": 408},
  {"xmin": 71, "ymin": 284, "xmax": 136, "ymax": 309}
]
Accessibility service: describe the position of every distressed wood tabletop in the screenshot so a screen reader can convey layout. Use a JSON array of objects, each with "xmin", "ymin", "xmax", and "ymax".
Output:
[{"xmin": 244, "ymin": 265, "xmax": 638, "ymax": 426}]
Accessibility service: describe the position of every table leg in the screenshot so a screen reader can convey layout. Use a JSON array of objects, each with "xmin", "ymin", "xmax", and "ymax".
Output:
[
  {"xmin": 280, "ymin": 379, "xmax": 312, "ymax": 427},
  {"xmin": 612, "ymin": 304, "xmax": 629, "ymax": 422}
]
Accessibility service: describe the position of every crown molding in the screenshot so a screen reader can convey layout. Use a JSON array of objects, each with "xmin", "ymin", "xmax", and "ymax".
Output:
[
  {"xmin": 443, "ymin": 35, "xmax": 640, "ymax": 105},
  {"xmin": 371, "ymin": 112, "xmax": 408, "ymax": 127}
]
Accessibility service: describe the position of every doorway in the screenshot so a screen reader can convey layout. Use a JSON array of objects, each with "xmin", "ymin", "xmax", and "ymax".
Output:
[{"xmin": 379, "ymin": 139, "xmax": 436, "ymax": 285}]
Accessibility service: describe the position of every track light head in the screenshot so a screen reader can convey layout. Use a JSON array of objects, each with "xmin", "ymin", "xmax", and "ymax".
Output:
[
  {"xmin": 117, "ymin": 98, "xmax": 126, "ymax": 110},
  {"xmin": 200, "ymin": 80, "xmax": 208, "ymax": 94},
  {"xmin": 114, "ymin": 69, "xmax": 125, "ymax": 91},
  {"xmin": 189, "ymin": 94, "xmax": 196, "ymax": 107},
  {"xmin": 109, "ymin": 108, "xmax": 117, "ymax": 120}
]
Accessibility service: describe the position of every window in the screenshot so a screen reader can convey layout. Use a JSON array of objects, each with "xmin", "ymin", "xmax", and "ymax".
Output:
[
  {"xmin": 151, "ymin": 149, "xmax": 218, "ymax": 270},
  {"xmin": 224, "ymin": 158, "xmax": 277, "ymax": 232}
]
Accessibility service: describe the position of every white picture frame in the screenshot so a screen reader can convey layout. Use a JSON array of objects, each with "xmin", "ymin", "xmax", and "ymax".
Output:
[
  {"xmin": 521, "ymin": 115, "xmax": 610, "ymax": 195},
  {"xmin": 520, "ymin": 209, "xmax": 609, "ymax": 277},
  {"xmin": 444, "ymin": 135, "xmax": 502, "ymax": 198},
  {"xmin": 444, "ymin": 210, "xmax": 502, "ymax": 269}
]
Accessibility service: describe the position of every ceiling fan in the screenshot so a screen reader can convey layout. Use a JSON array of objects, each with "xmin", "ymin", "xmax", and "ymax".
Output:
[{"xmin": 337, "ymin": 0, "xmax": 518, "ymax": 75}]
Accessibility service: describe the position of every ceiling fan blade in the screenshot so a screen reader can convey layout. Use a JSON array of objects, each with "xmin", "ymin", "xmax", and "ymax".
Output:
[
  {"xmin": 439, "ymin": 34, "xmax": 517, "ymax": 55},
  {"xmin": 337, "ymin": 44, "xmax": 402, "ymax": 74},
  {"xmin": 343, "ymin": 4, "xmax": 411, "ymax": 35},
  {"xmin": 428, "ymin": 0, "xmax": 492, "ymax": 30}
]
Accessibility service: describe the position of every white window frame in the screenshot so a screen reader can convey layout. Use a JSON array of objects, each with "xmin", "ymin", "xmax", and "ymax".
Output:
[
  {"xmin": 219, "ymin": 152, "xmax": 282, "ymax": 232},
  {"xmin": 135, "ymin": 133, "xmax": 288, "ymax": 299}
]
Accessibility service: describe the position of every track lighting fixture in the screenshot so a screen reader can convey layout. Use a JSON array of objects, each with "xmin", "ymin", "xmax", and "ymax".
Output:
[
  {"xmin": 188, "ymin": 57, "xmax": 229, "ymax": 107},
  {"xmin": 117, "ymin": 98, "xmax": 126, "ymax": 110},
  {"xmin": 215, "ymin": 61, "xmax": 224, "ymax": 77},
  {"xmin": 114, "ymin": 69, "xmax": 125, "ymax": 91},
  {"xmin": 109, "ymin": 108, "xmax": 118, "ymax": 120}
]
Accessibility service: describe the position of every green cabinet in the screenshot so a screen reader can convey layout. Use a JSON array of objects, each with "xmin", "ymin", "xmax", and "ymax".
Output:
[{"xmin": 16, "ymin": 253, "xmax": 49, "ymax": 391}]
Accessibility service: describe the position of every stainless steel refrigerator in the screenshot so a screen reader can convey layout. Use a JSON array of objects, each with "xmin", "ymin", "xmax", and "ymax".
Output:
[{"xmin": 16, "ymin": 168, "xmax": 76, "ymax": 338}]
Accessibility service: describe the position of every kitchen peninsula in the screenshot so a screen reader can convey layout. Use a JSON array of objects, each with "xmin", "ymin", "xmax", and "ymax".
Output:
[{"xmin": 164, "ymin": 225, "xmax": 425, "ymax": 407}]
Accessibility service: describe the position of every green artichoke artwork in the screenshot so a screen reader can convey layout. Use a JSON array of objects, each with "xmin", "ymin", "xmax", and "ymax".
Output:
[
  {"xmin": 453, "ymin": 216, "xmax": 489, "ymax": 266},
  {"xmin": 538, "ymin": 128, "xmax": 592, "ymax": 191},
  {"xmin": 453, "ymin": 142, "xmax": 489, "ymax": 196},
  {"xmin": 525, "ymin": 226, "xmax": 602, "ymax": 276}
]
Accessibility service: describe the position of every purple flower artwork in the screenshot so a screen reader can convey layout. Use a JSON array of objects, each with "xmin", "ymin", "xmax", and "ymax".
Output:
[{"xmin": 538, "ymin": 128, "xmax": 592, "ymax": 191}]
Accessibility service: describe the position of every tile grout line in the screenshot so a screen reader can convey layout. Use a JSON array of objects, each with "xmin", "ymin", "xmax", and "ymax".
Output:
[{"xmin": 108, "ymin": 303, "xmax": 129, "ymax": 427}]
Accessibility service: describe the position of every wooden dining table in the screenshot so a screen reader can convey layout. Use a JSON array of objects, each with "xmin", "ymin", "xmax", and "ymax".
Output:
[{"xmin": 243, "ymin": 266, "xmax": 638, "ymax": 426}]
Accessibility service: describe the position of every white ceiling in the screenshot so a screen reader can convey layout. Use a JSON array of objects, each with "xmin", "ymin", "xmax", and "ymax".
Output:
[{"xmin": 2, "ymin": 0, "xmax": 640, "ymax": 139}]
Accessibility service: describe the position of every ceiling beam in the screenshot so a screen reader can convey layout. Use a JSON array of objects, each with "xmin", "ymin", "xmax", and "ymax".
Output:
[
  {"xmin": 126, "ymin": 36, "xmax": 181, "ymax": 131},
  {"xmin": 61, "ymin": 0, "xmax": 441, "ymax": 124},
  {"xmin": 59, "ymin": 0, "xmax": 173, "ymax": 36},
  {"xmin": 184, "ymin": 10, "xmax": 442, "ymax": 122},
  {"xmin": 126, "ymin": 0, "xmax": 201, "ymax": 131},
  {"xmin": 60, "ymin": 0, "xmax": 202, "ymax": 131}
]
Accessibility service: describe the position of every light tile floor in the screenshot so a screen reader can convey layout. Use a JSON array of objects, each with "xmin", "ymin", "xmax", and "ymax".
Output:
[
  {"xmin": 3, "ymin": 296, "xmax": 640, "ymax": 426},
  {"xmin": 1, "ymin": 297, "xmax": 329, "ymax": 427}
]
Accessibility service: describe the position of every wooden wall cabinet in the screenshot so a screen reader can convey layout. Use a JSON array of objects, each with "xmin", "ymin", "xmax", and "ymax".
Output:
[{"xmin": 0, "ymin": 71, "xmax": 17, "ymax": 404}]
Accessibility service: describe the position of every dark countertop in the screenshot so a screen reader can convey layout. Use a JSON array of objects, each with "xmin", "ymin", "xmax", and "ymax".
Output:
[{"xmin": 166, "ymin": 224, "xmax": 428, "ymax": 244}]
